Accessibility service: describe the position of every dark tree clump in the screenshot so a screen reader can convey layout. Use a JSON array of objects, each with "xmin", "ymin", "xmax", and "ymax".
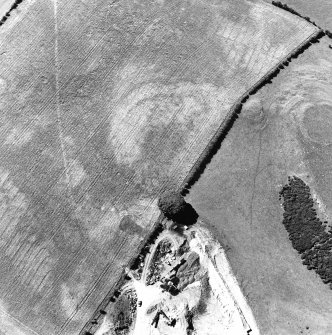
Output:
[
  {"xmin": 280, "ymin": 176, "xmax": 332, "ymax": 288},
  {"xmin": 158, "ymin": 191, "xmax": 186, "ymax": 218},
  {"xmin": 158, "ymin": 191, "xmax": 198, "ymax": 225}
]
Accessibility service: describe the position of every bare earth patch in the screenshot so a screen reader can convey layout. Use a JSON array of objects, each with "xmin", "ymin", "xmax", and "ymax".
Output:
[{"xmin": 93, "ymin": 223, "xmax": 259, "ymax": 335}]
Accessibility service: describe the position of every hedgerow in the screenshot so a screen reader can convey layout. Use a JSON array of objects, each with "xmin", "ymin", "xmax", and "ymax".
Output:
[
  {"xmin": 0, "ymin": 0, "xmax": 24, "ymax": 27},
  {"xmin": 182, "ymin": 29, "xmax": 325, "ymax": 194},
  {"xmin": 272, "ymin": 1, "xmax": 319, "ymax": 27}
]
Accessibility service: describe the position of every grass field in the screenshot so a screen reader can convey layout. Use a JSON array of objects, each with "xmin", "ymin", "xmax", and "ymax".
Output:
[
  {"xmin": 188, "ymin": 36, "xmax": 332, "ymax": 335},
  {"xmin": 0, "ymin": 0, "xmax": 318, "ymax": 334},
  {"xmin": 264, "ymin": 0, "xmax": 332, "ymax": 31}
]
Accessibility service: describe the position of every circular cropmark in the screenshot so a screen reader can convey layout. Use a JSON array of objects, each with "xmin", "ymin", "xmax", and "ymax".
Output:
[{"xmin": 303, "ymin": 104, "xmax": 332, "ymax": 145}]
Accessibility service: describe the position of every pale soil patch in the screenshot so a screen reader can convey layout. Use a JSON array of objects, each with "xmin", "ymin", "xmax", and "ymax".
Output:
[{"xmin": 191, "ymin": 226, "xmax": 259, "ymax": 335}]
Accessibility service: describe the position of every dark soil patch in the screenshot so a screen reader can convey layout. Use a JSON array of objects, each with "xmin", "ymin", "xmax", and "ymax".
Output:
[{"xmin": 119, "ymin": 215, "xmax": 144, "ymax": 236}]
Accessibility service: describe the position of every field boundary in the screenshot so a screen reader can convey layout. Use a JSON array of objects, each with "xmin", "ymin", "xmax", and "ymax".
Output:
[
  {"xmin": 0, "ymin": 0, "xmax": 24, "ymax": 27},
  {"xmin": 78, "ymin": 19, "xmax": 325, "ymax": 335},
  {"xmin": 79, "ymin": 25, "xmax": 325, "ymax": 335},
  {"xmin": 180, "ymin": 27, "xmax": 324, "ymax": 193},
  {"xmin": 271, "ymin": 1, "xmax": 332, "ymax": 39},
  {"xmin": 78, "ymin": 217, "xmax": 165, "ymax": 335}
]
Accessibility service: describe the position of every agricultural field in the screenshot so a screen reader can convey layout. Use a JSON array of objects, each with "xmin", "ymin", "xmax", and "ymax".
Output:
[
  {"xmin": 188, "ymin": 36, "xmax": 332, "ymax": 334},
  {"xmin": 0, "ymin": 0, "xmax": 320, "ymax": 334}
]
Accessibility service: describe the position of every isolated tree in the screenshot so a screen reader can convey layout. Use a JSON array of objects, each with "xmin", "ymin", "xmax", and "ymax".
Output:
[
  {"xmin": 158, "ymin": 191, "xmax": 186, "ymax": 219},
  {"xmin": 158, "ymin": 190, "xmax": 198, "ymax": 225}
]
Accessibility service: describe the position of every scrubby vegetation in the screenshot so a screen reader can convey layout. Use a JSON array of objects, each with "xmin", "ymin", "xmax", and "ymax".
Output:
[
  {"xmin": 113, "ymin": 289, "xmax": 137, "ymax": 335},
  {"xmin": 280, "ymin": 176, "xmax": 332, "ymax": 288},
  {"xmin": 130, "ymin": 223, "xmax": 164, "ymax": 277}
]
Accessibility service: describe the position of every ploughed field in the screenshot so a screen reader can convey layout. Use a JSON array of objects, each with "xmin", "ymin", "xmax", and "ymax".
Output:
[
  {"xmin": 0, "ymin": 0, "xmax": 317, "ymax": 334},
  {"xmin": 188, "ymin": 36, "xmax": 332, "ymax": 334}
]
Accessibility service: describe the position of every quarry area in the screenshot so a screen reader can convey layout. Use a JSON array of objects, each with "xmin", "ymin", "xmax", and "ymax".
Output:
[{"xmin": 91, "ymin": 223, "xmax": 259, "ymax": 335}]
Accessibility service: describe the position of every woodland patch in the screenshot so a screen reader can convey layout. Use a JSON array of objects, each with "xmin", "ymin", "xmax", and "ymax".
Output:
[{"xmin": 280, "ymin": 176, "xmax": 332, "ymax": 288}]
